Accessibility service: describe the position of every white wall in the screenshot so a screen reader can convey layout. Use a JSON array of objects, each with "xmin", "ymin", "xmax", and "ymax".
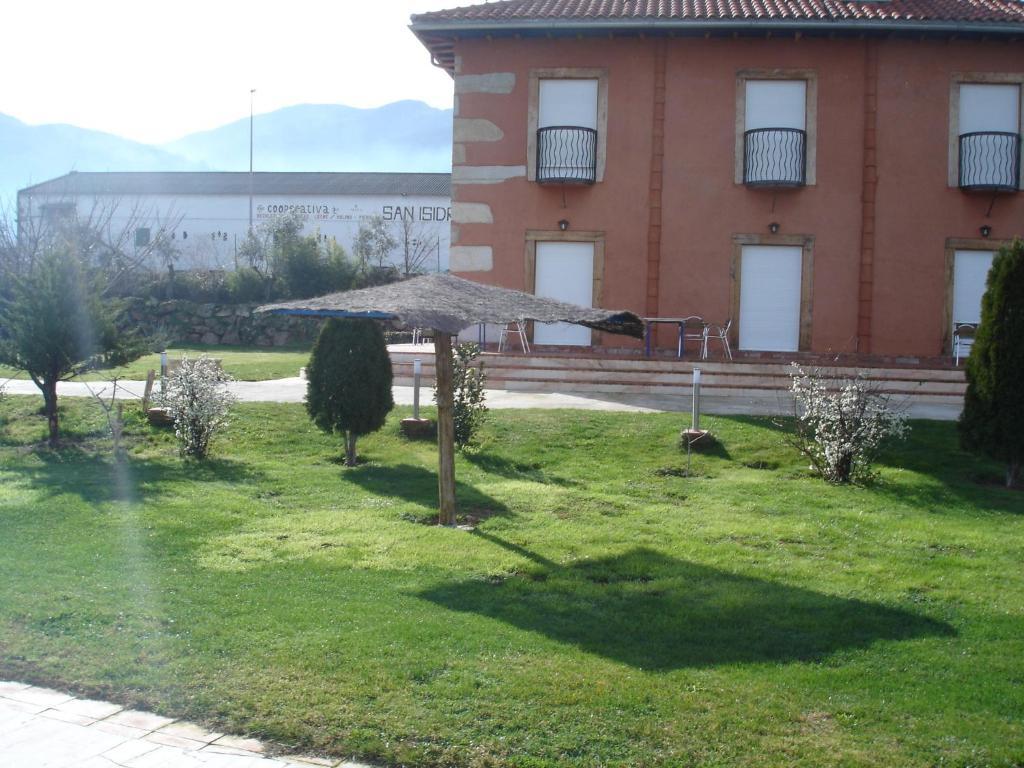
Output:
[{"xmin": 19, "ymin": 191, "xmax": 451, "ymax": 272}]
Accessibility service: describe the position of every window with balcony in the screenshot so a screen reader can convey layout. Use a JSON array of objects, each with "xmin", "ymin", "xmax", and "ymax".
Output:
[
  {"xmin": 527, "ymin": 68, "xmax": 608, "ymax": 185},
  {"xmin": 956, "ymin": 83, "xmax": 1021, "ymax": 192},
  {"xmin": 743, "ymin": 80, "xmax": 807, "ymax": 187},
  {"xmin": 537, "ymin": 79, "xmax": 598, "ymax": 184},
  {"xmin": 735, "ymin": 70, "xmax": 817, "ymax": 188}
]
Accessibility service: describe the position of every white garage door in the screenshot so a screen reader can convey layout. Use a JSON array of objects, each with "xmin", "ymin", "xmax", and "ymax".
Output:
[
  {"xmin": 739, "ymin": 245, "xmax": 803, "ymax": 352},
  {"xmin": 953, "ymin": 250, "xmax": 995, "ymax": 327},
  {"xmin": 534, "ymin": 241, "xmax": 594, "ymax": 346}
]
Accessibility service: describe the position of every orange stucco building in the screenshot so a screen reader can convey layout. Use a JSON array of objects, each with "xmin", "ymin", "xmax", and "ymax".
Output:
[{"xmin": 412, "ymin": 0, "xmax": 1024, "ymax": 361}]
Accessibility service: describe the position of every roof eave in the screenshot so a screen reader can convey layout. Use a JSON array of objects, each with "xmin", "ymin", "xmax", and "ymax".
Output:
[
  {"xmin": 411, "ymin": 16, "xmax": 1024, "ymax": 76},
  {"xmin": 410, "ymin": 16, "xmax": 1024, "ymax": 37}
]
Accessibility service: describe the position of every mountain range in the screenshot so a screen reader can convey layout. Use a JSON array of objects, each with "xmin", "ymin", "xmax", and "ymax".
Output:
[{"xmin": 0, "ymin": 101, "xmax": 454, "ymax": 209}]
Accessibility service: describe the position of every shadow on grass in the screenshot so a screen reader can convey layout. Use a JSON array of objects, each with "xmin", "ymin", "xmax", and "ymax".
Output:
[
  {"xmin": 420, "ymin": 542, "xmax": 954, "ymax": 670},
  {"xmin": 463, "ymin": 452, "xmax": 581, "ymax": 488},
  {"xmin": 2, "ymin": 448, "xmax": 263, "ymax": 505},
  {"xmin": 680, "ymin": 433, "xmax": 733, "ymax": 460},
  {"xmin": 873, "ymin": 420, "xmax": 1022, "ymax": 515},
  {"xmin": 344, "ymin": 462, "xmax": 511, "ymax": 521}
]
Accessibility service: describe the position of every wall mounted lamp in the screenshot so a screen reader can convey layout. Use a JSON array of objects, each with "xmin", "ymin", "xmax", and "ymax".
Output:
[
  {"xmin": 980, "ymin": 224, "xmax": 992, "ymax": 238},
  {"xmin": 558, "ymin": 219, "xmax": 570, "ymax": 231},
  {"xmin": 769, "ymin": 222, "xmax": 780, "ymax": 234}
]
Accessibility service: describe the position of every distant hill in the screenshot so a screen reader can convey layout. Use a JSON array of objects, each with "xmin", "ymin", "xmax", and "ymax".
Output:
[
  {"xmin": 1, "ymin": 101, "xmax": 453, "ymax": 211},
  {"xmin": 163, "ymin": 101, "xmax": 453, "ymax": 174},
  {"xmin": 0, "ymin": 113, "xmax": 205, "ymax": 211}
]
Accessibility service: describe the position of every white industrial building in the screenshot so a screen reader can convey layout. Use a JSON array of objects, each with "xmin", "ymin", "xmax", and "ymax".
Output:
[{"xmin": 17, "ymin": 171, "xmax": 452, "ymax": 271}]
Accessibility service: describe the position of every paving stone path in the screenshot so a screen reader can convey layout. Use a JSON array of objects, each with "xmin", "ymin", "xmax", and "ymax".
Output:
[
  {"xmin": 0, "ymin": 681, "xmax": 373, "ymax": 768},
  {"xmin": 0, "ymin": 376, "xmax": 961, "ymax": 420}
]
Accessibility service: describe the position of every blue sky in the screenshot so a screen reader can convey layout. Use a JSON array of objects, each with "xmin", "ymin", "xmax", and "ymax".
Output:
[{"xmin": 1, "ymin": 0, "xmax": 455, "ymax": 144}]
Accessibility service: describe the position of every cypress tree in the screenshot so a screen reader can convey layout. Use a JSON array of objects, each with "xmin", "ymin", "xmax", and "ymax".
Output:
[
  {"xmin": 306, "ymin": 318, "xmax": 394, "ymax": 466},
  {"xmin": 958, "ymin": 239, "xmax": 1024, "ymax": 488}
]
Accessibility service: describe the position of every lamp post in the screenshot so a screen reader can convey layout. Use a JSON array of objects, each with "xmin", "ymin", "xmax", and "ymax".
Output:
[
  {"xmin": 691, "ymin": 367, "xmax": 702, "ymax": 432},
  {"xmin": 412, "ymin": 358, "xmax": 422, "ymax": 419},
  {"xmin": 248, "ymin": 88, "xmax": 256, "ymax": 233}
]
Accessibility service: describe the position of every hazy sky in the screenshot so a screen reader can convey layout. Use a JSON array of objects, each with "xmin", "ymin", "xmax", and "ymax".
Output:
[{"xmin": 1, "ymin": 0, "xmax": 456, "ymax": 145}]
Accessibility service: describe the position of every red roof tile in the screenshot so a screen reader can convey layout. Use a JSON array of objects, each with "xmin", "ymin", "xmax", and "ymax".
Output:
[{"xmin": 412, "ymin": 0, "xmax": 1024, "ymax": 25}]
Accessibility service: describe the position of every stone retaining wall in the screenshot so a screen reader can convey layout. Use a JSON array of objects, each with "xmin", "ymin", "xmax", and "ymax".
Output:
[{"xmin": 123, "ymin": 299, "xmax": 322, "ymax": 347}]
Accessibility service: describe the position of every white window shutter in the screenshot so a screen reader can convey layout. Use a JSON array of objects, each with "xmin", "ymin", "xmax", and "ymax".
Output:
[
  {"xmin": 953, "ymin": 250, "xmax": 995, "ymax": 327},
  {"xmin": 745, "ymin": 80, "xmax": 806, "ymax": 131},
  {"xmin": 539, "ymin": 80, "xmax": 599, "ymax": 129},
  {"xmin": 739, "ymin": 245, "xmax": 803, "ymax": 352}
]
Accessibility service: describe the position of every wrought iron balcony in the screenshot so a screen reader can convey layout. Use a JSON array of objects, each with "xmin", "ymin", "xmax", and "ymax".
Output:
[
  {"xmin": 536, "ymin": 126, "xmax": 598, "ymax": 184},
  {"xmin": 743, "ymin": 128, "xmax": 807, "ymax": 188},
  {"xmin": 959, "ymin": 131, "xmax": 1021, "ymax": 192}
]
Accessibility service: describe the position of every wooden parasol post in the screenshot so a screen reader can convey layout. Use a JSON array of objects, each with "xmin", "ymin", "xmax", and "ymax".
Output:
[{"xmin": 434, "ymin": 330, "xmax": 457, "ymax": 525}]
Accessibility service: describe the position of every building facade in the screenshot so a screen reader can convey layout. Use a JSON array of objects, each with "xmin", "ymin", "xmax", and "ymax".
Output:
[
  {"xmin": 412, "ymin": 0, "xmax": 1024, "ymax": 359},
  {"xmin": 18, "ymin": 172, "xmax": 452, "ymax": 272}
]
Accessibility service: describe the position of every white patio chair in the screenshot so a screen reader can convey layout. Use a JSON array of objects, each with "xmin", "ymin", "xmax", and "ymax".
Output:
[
  {"xmin": 498, "ymin": 320, "xmax": 530, "ymax": 353},
  {"xmin": 953, "ymin": 322, "xmax": 977, "ymax": 366},
  {"xmin": 702, "ymin": 319, "xmax": 733, "ymax": 361}
]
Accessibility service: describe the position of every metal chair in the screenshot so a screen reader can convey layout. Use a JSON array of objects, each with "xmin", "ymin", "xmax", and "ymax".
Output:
[
  {"xmin": 681, "ymin": 316, "xmax": 706, "ymax": 358},
  {"xmin": 498, "ymin": 320, "xmax": 530, "ymax": 353},
  {"xmin": 953, "ymin": 322, "xmax": 977, "ymax": 366},
  {"xmin": 702, "ymin": 319, "xmax": 733, "ymax": 360}
]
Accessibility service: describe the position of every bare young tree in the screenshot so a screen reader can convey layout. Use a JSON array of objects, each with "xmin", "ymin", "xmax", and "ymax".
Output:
[
  {"xmin": 3, "ymin": 195, "xmax": 182, "ymax": 294},
  {"xmin": 393, "ymin": 215, "xmax": 439, "ymax": 277}
]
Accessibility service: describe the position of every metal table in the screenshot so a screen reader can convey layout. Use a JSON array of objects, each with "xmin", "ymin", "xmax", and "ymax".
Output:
[{"xmin": 643, "ymin": 316, "xmax": 706, "ymax": 358}]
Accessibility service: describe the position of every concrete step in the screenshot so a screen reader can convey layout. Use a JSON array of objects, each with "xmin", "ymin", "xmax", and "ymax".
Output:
[
  {"xmin": 393, "ymin": 367, "xmax": 966, "ymax": 395},
  {"xmin": 390, "ymin": 351, "xmax": 965, "ymax": 382},
  {"xmin": 394, "ymin": 375, "xmax": 964, "ymax": 402},
  {"xmin": 390, "ymin": 347, "xmax": 966, "ymax": 405}
]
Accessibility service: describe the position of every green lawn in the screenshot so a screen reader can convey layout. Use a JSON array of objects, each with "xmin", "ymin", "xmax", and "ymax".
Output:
[
  {"xmin": 0, "ymin": 344, "xmax": 311, "ymax": 383},
  {"xmin": 0, "ymin": 395, "xmax": 1021, "ymax": 767}
]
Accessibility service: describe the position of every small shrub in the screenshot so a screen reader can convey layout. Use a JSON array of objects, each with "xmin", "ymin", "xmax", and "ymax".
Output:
[
  {"xmin": 158, "ymin": 356, "xmax": 236, "ymax": 459},
  {"xmin": 225, "ymin": 266, "xmax": 274, "ymax": 303},
  {"xmin": 787, "ymin": 365, "xmax": 908, "ymax": 484},
  {"xmin": 165, "ymin": 270, "xmax": 232, "ymax": 303},
  {"xmin": 436, "ymin": 342, "xmax": 488, "ymax": 449}
]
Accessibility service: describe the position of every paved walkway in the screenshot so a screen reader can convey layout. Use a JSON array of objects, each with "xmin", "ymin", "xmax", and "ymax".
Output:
[
  {"xmin": 0, "ymin": 681, "xmax": 371, "ymax": 768},
  {"xmin": 0, "ymin": 377, "xmax": 959, "ymax": 420}
]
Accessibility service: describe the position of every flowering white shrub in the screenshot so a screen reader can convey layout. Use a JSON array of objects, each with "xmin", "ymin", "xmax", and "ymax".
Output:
[
  {"xmin": 789, "ymin": 365, "xmax": 908, "ymax": 484},
  {"xmin": 158, "ymin": 356, "xmax": 236, "ymax": 459}
]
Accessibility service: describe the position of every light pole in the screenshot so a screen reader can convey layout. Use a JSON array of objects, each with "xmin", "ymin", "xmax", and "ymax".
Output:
[{"xmin": 248, "ymin": 88, "xmax": 255, "ymax": 233}]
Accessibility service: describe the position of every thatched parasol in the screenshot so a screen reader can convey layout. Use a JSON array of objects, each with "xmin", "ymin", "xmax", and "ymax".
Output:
[{"xmin": 259, "ymin": 273, "xmax": 644, "ymax": 524}]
